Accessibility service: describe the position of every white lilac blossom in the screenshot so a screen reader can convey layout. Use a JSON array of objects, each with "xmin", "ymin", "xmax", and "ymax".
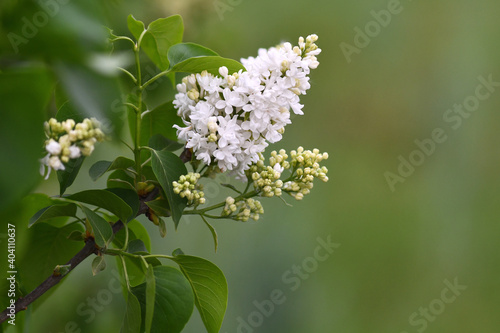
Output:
[
  {"xmin": 173, "ymin": 35, "xmax": 321, "ymax": 178},
  {"xmin": 40, "ymin": 118, "xmax": 105, "ymax": 179}
]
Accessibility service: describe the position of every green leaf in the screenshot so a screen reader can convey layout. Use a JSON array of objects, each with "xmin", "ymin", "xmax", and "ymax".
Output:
[
  {"xmin": 0, "ymin": 68, "xmax": 53, "ymax": 214},
  {"xmin": 29, "ymin": 203, "xmax": 78, "ymax": 227},
  {"xmin": 80, "ymin": 205, "xmax": 113, "ymax": 248},
  {"xmin": 145, "ymin": 265, "xmax": 156, "ymax": 332},
  {"xmin": 127, "ymin": 15, "xmax": 145, "ymax": 40},
  {"xmin": 168, "ymin": 43, "xmax": 246, "ymax": 75},
  {"xmin": 150, "ymin": 150, "xmax": 187, "ymax": 227},
  {"xmin": 168, "ymin": 43, "xmax": 218, "ymax": 66},
  {"xmin": 201, "ymin": 216, "xmax": 219, "ymax": 253},
  {"xmin": 141, "ymin": 15, "xmax": 184, "ymax": 71},
  {"xmin": 66, "ymin": 189, "xmax": 133, "ymax": 222},
  {"xmin": 149, "ymin": 134, "xmax": 184, "ymax": 152},
  {"xmin": 92, "ymin": 256, "xmax": 106, "ymax": 276},
  {"xmin": 121, "ymin": 291, "xmax": 142, "ymax": 333},
  {"xmin": 146, "ymin": 199, "xmax": 171, "ymax": 217},
  {"xmin": 17, "ymin": 223, "xmax": 85, "ymax": 291},
  {"xmin": 67, "ymin": 230, "xmax": 84, "ymax": 242},
  {"xmin": 106, "ymin": 188, "xmax": 140, "ymax": 220},
  {"xmin": 130, "ymin": 101, "xmax": 183, "ymax": 147},
  {"xmin": 89, "ymin": 157, "xmax": 135, "ymax": 181},
  {"xmin": 127, "ymin": 239, "xmax": 148, "ymax": 254},
  {"xmin": 159, "ymin": 218, "xmax": 167, "ymax": 238},
  {"xmin": 57, "ymin": 156, "xmax": 85, "ymax": 196},
  {"xmin": 132, "ymin": 266, "xmax": 194, "ymax": 333},
  {"xmin": 171, "ymin": 56, "xmax": 246, "ymax": 76},
  {"xmin": 107, "ymin": 169, "xmax": 135, "ymax": 190},
  {"xmin": 129, "ymin": 220, "xmax": 152, "ymax": 252},
  {"xmin": 172, "ymin": 255, "xmax": 228, "ymax": 333}
]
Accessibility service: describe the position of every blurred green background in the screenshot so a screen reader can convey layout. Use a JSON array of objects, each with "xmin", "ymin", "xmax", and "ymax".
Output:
[{"xmin": 2, "ymin": 0, "xmax": 500, "ymax": 332}]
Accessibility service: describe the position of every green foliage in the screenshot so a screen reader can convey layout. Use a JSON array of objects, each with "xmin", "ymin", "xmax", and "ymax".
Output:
[
  {"xmin": 80, "ymin": 205, "xmax": 113, "ymax": 248},
  {"xmin": 17, "ymin": 223, "xmax": 85, "ymax": 291},
  {"xmin": 57, "ymin": 156, "xmax": 85, "ymax": 196},
  {"xmin": 128, "ymin": 15, "xmax": 184, "ymax": 71},
  {"xmin": 89, "ymin": 157, "xmax": 135, "ymax": 181},
  {"xmin": 133, "ymin": 266, "xmax": 194, "ymax": 333},
  {"xmin": 91, "ymin": 256, "xmax": 106, "ymax": 276},
  {"xmin": 168, "ymin": 43, "xmax": 246, "ymax": 75},
  {"xmin": 0, "ymin": 68, "xmax": 53, "ymax": 213},
  {"xmin": 149, "ymin": 134, "xmax": 184, "ymax": 152},
  {"xmin": 29, "ymin": 203, "xmax": 78, "ymax": 227},
  {"xmin": 150, "ymin": 150, "xmax": 188, "ymax": 226},
  {"xmin": 107, "ymin": 169, "xmax": 136, "ymax": 190},
  {"xmin": 128, "ymin": 101, "xmax": 183, "ymax": 146},
  {"xmin": 121, "ymin": 292, "xmax": 142, "ymax": 333},
  {"xmin": 145, "ymin": 198, "xmax": 171, "ymax": 217},
  {"xmin": 172, "ymin": 254, "xmax": 228, "ymax": 333},
  {"xmin": 67, "ymin": 189, "xmax": 134, "ymax": 223}
]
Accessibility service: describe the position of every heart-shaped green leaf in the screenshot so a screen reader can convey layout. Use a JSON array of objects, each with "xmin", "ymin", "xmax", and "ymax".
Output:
[
  {"xmin": 172, "ymin": 254, "xmax": 228, "ymax": 333},
  {"xmin": 141, "ymin": 15, "xmax": 184, "ymax": 70},
  {"xmin": 132, "ymin": 266, "xmax": 194, "ymax": 333}
]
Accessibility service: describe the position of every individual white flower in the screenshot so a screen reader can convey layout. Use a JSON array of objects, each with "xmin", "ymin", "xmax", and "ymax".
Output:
[
  {"xmin": 68, "ymin": 145, "xmax": 81, "ymax": 159},
  {"xmin": 45, "ymin": 139, "xmax": 62, "ymax": 155},
  {"xmin": 48, "ymin": 156, "xmax": 65, "ymax": 171}
]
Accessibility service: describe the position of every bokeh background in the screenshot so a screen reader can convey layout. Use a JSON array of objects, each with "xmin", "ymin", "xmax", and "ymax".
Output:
[{"xmin": 2, "ymin": 0, "xmax": 500, "ymax": 332}]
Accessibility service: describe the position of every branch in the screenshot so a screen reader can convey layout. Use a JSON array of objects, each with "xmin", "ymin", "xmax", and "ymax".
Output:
[{"xmin": 0, "ymin": 188, "xmax": 159, "ymax": 324}]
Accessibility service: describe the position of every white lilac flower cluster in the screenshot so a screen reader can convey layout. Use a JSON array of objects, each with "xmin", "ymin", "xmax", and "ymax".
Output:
[
  {"xmin": 173, "ymin": 35, "xmax": 321, "ymax": 178},
  {"xmin": 249, "ymin": 147, "xmax": 328, "ymax": 200},
  {"xmin": 40, "ymin": 118, "xmax": 105, "ymax": 179},
  {"xmin": 172, "ymin": 172, "xmax": 206, "ymax": 206},
  {"xmin": 282, "ymin": 147, "xmax": 329, "ymax": 200},
  {"xmin": 222, "ymin": 196, "xmax": 264, "ymax": 222}
]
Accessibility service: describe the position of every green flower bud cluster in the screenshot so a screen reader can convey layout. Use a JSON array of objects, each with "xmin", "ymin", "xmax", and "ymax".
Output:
[
  {"xmin": 173, "ymin": 172, "xmax": 206, "ymax": 206},
  {"xmin": 283, "ymin": 147, "xmax": 329, "ymax": 200},
  {"xmin": 40, "ymin": 117, "xmax": 105, "ymax": 179},
  {"xmin": 222, "ymin": 196, "xmax": 264, "ymax": 222},
  {"xmin": 248, "ymin": 150, "xmax": 290, "ymax": 197}
]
